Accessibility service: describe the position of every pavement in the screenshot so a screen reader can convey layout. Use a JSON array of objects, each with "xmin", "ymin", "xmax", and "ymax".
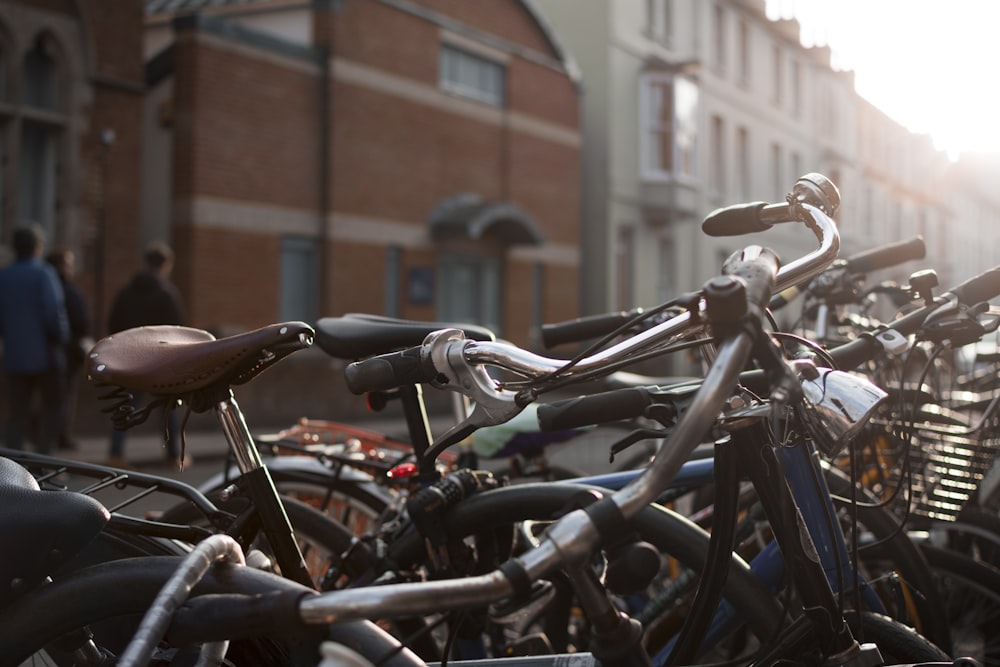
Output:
[
  {"xmin": 52, "ymin": 411, "xmax": 447, "ymax": 474},
  {"xmin": 49, "ymin": 403, "xmax": 621, "ymax": 483}
]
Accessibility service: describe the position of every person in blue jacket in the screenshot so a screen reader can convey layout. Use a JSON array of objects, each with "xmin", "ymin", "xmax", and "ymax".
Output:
[{"xmin": 0, "ymin": 225, "xmax": 69, "ymax": 453}]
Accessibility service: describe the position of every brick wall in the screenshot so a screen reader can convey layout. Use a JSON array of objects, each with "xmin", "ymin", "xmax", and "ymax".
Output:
[{"xmin": 154, "ymin": 0, "xmax": 581, "ymax": 426}]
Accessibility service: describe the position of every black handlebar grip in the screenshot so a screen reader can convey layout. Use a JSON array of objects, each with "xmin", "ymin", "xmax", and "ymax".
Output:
[
  {"xmin": 536, "ymin": 387, "xmax": 653, "ymax": 432},
  {"xmin": 721, "ymin": 246, "xmax": 782, "ymax": 312},
  {"xmin": 701, "ymin": 202, "xmax": 771, "ymax": 237},
  {"xmin": 843, "ymin": 236, "xmax": 925, "ymax": 274},
  {"xmin": 540, "ymin": 310, "xmax": 641, "ymax": 348},
  {"xmin": 947, "ymin": 266, "xmax": 1000, "ymax": 306},
  {"xmin": 344, "ymin": 345, "xmax": 439, "ymax": 394}
]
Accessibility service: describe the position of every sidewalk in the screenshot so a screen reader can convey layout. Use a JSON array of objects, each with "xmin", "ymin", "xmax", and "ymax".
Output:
[
  {"xmin": 63, "ymin": 411, "xmax": 457, "ymax": 471},
  {"xmin": 62, "ymin": 407, "xmax": 616, "ymax": 477}
]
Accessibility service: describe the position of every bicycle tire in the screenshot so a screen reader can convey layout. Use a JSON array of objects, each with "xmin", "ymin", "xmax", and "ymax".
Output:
[
  {"xmin": 196, "ymin": 460, "xmax": 394, "ymax": 538},
  {"xmin": 0, "ymin": 556, "xmax": 423, "ymax": 667},
  {"xmin": 158, "ymin": 492, "xmax": 363, "ymax": 588},
  {"xmin": 921, "ymin": 543, "xmax": 1000, "ymax": 666},
  {"xmin": 847, "ymin": 611, "xmax": 950, "ymax": 663},
  {"xmin": 824, "ymin": 465, "xmax": 952, "ymax": 650},
  {"xmin": 274, "ymin": 477, "xmax": 390, "ymax": 537},
  {"xmin": 942, "ymin": 504, "xmax": 1000, "ymax": 566}
]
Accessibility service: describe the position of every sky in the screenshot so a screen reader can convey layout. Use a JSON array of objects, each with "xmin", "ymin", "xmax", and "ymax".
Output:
[{"xmin": 765, "ymin": 0, "xmax": 1000, "ymax": 158}]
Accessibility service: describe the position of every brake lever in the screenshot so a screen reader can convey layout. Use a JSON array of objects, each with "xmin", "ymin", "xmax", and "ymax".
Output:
[{"xmin": 421, "ymin": 328, "xmax": 525, "ymax": 462}]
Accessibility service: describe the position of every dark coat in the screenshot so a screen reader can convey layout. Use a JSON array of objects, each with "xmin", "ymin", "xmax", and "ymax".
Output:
[{"xmin": 108, "ymin": 271, "xmax": 185, "ymax": 334}]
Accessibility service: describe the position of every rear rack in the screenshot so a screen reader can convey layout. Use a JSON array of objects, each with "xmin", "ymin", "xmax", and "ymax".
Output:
[{"xmin": 0, "ymin": 448, "xmax": 232, "ymax": 542}]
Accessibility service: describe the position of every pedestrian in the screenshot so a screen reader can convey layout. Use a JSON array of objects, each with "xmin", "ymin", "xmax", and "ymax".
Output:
[
  {"xmin": 106, "ymin": 241, "xmax": 188, "ymax": 469},
  {"xmin": 46, "ymin": 248, "xmax": 92, "ymax": 451},
  {"xmin": 0, "ymin": 225, "xmax": 69, "ymax": 454}
]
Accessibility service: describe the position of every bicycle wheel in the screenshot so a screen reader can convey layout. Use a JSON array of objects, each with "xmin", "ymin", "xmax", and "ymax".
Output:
[
  {"xmin": 940, "ymin": 505, "xmax": 1000, "ymax": 566},
  {"xmin": 200, "ymin": 458, "xmax": 395, "ymax": 538},
  {"xmin": 0, "ymin": 556, "xmax": 423, "ymax": 667},
  {"xmin": 270, "ymin": 477, "xmax": 391, "ymax": 539},
  {"xmin": 921, "ymin": 543, "xmax": 1000, "ymax": 666},
  {"xmin": 159, "ymin": 492, "xmax": 365, "ymax": 588},
  {"xmin": 824, "ymin": 465, "xmax": 952, "ymax": 651}
]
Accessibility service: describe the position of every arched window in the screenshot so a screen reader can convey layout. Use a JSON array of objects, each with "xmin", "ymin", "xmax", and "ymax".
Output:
[
  {"xmin": 22, "ymin": 33, "xmax": 60, "ymax": 110},
  {"xmin": 0, "ymin": 39, "xmax": 8, "ymax": 102},
  {"xmin": 18, "ymin": 32, "xmax": 65, "ymax": 235}
]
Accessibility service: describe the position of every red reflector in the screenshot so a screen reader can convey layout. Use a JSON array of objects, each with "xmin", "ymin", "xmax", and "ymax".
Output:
[{"xmin": 387, "ymin": 462, "xmax": 419, "ymax": 479}]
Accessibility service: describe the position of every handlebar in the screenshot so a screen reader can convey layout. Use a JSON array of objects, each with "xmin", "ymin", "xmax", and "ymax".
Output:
[
  {"xmin": 828, "ymin": 265, "xmax": 1000, "ymax": 371},
  {"xmin": 153, "ymin": 177, "xmax": 865, "ymax": 649},
  {"xmin": 539, "ymin": 308, "xmax": 644, "ymax": 348},
  {"xmin": 305, "ymin": 262, "xmax": 776, "ymax": 626},
  {"xmin": 769, "ymin": 236, "xmax": 926, "ymax": 310},
  {"xmin": 347, "ymin": 177, "xmax": 840, "ymax": 395},
  {"xmin": 538, "ymin": 264, "xmax": 1000, "ymax": 431},
  {"xmin": 843, "ymin": 236, "xmax": 925, "ymax": 274}
]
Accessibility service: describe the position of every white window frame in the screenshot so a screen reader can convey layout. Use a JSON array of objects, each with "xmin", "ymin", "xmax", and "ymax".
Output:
[
  {"xmin": 640, "ymin": 72, "xmax": 699, "ymax": 183},
  {"xmin": 439, "ymin": 43, "xmax": 505, "ymax": 107}
]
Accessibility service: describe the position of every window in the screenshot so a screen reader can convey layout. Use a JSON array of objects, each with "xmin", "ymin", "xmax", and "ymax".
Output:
[
  {"xmin": 384, "ymin": 245, "xmax": 401, "ymax": 317},
  {"xmin": 790, "ymin": 151, "xmax": 802, "ymax": 185},
  {"xmin": 791, "ymin": 59, "xmax": 802, "ymax": 117},
  {"xmin": 640, "ymin": 73, "xmax": 698, "ymax": 180},
  {"xmin": 22, "ymin": 35, "xmax": 59, "ymax": 111},
  {"xmin": 645, "ymin": 0, "xmax": 673, "ymax": 43},
  {"xmin": 709, "ymin": 115, "xmax": 725, "ymax": 195},
  {"xmin": 280, "ymin": 237, "xmax": 319, "ymax": 324},
  {"xmin": 615, "ymin": 226, "xmax": 635, "ymax": 310},
  {"xmin": 712, "ymin": 4, "xmax": 726, "ymax": 74},
  {"xmin": 771, "ymin": 43, "xmax": 783, "ymax": 106},
  {"xmin": 18, "ymin": 121, "xmax": 58, "ymax": 231},
  {"xmin": 737, "ymin": 19, "xmax": 750, "ymax": 85},
  {"xmin": 863, "ymin": 185, "xmax": 874, "ymax": 237},
  {"xmin": 0, "ymin": 43, "xmax": 8, "ymax": 101},
  {"xmin": 16, "ymin": 33, "xmax": 65, "ymax": 235},
  {"xmin": 736, "ymin": 126, "xmax": 750, "ymax": 200},
  {"xmin": 770, "ymin": 142, "xmax": 782, "ymax": 199},
  {"xmin": 440, "ymin": 44, "xmax": 505, "ymax": 107},
  {"xmin": 657, "ymin": 235, "xmax": 673, "ymax": 305},
  {"xmin": 438, "ymin": 253, "xmax": 501, "ymax": 332}
]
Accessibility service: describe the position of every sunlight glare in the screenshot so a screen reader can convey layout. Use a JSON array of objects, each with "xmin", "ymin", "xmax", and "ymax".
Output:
[{"xmin": 768, "ymin": 0, "xmax": 1000, "ymax": 156}]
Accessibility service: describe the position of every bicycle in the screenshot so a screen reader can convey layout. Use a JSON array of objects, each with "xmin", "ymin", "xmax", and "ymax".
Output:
[{"xmin": 11, "ymin": 174, "xmax": 987, "ymax": 666}]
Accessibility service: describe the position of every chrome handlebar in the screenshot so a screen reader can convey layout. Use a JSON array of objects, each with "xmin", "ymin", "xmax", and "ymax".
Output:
[{"xmin": 304, "ymin": 179, "xmax": 844, "ymax": 625}]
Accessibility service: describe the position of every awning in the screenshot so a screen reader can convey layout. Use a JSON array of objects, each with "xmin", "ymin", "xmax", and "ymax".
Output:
[{"xmin": 428, "ymin": 194, "xmax": 544, "ymax": 246}]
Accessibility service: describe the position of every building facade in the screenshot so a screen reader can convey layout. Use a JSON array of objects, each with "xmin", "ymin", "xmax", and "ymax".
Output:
[
  {"xmin": 0, "ymin": 0, "xmax": 145, "ymax": 332},
  {"xmin": 143, "ymin": 0, "xmax": 583, "ymax": 349},
  {"xmin": 533, "ymin": 0, "xmax": 995, "ymax": 320}
]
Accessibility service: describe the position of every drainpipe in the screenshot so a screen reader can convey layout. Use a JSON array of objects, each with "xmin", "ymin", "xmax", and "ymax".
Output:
[{"xmin": 318, "ymin": 41, "xmax": 331, "ymax": 317}]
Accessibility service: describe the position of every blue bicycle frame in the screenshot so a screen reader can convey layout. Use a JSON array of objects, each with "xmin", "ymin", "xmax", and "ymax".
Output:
[{"xmin": 575, "ymin": 438, "xmax": 886, "ymax": 665}]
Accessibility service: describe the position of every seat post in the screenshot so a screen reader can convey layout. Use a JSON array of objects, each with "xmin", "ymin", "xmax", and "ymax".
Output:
[
  {"xmin": 214, "ymin": 391, "xmax": 316, "ymax": 589},
  {"xmin": 215, "ymin": 391, "xmax": 265, "ymax": 474}
]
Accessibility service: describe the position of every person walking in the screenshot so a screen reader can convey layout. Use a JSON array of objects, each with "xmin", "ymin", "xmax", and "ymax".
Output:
[
  {"xmin": 106, "ymin": 241, "xmax": 187, "ymax": 468},
  {"xmin": 0, "ymin": 226, "xmax": 69, "ymax": 454},
  {"xmin": 46, "ymin": 248, "xmax": 92, "ymax": 451}
]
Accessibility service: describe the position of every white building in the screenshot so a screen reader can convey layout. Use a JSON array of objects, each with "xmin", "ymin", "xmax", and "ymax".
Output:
[{"xmin": 533, "ymin": 0, "xmax": 990, "ymax": 316}]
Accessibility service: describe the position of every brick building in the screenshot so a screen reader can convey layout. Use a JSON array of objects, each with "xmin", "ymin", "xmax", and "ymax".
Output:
[
  {"xmin": 0, "ymin": 0, "xmax": 144, "ymax": 335},
  {"xmin": 143, "ymin": 0, "xmax": 583, "ymax": 351}
]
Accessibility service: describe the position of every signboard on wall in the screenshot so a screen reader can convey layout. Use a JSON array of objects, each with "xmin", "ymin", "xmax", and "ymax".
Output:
[{"xmin": 408, "ymin": 266, "xmax": 434, "ymax": 305}]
